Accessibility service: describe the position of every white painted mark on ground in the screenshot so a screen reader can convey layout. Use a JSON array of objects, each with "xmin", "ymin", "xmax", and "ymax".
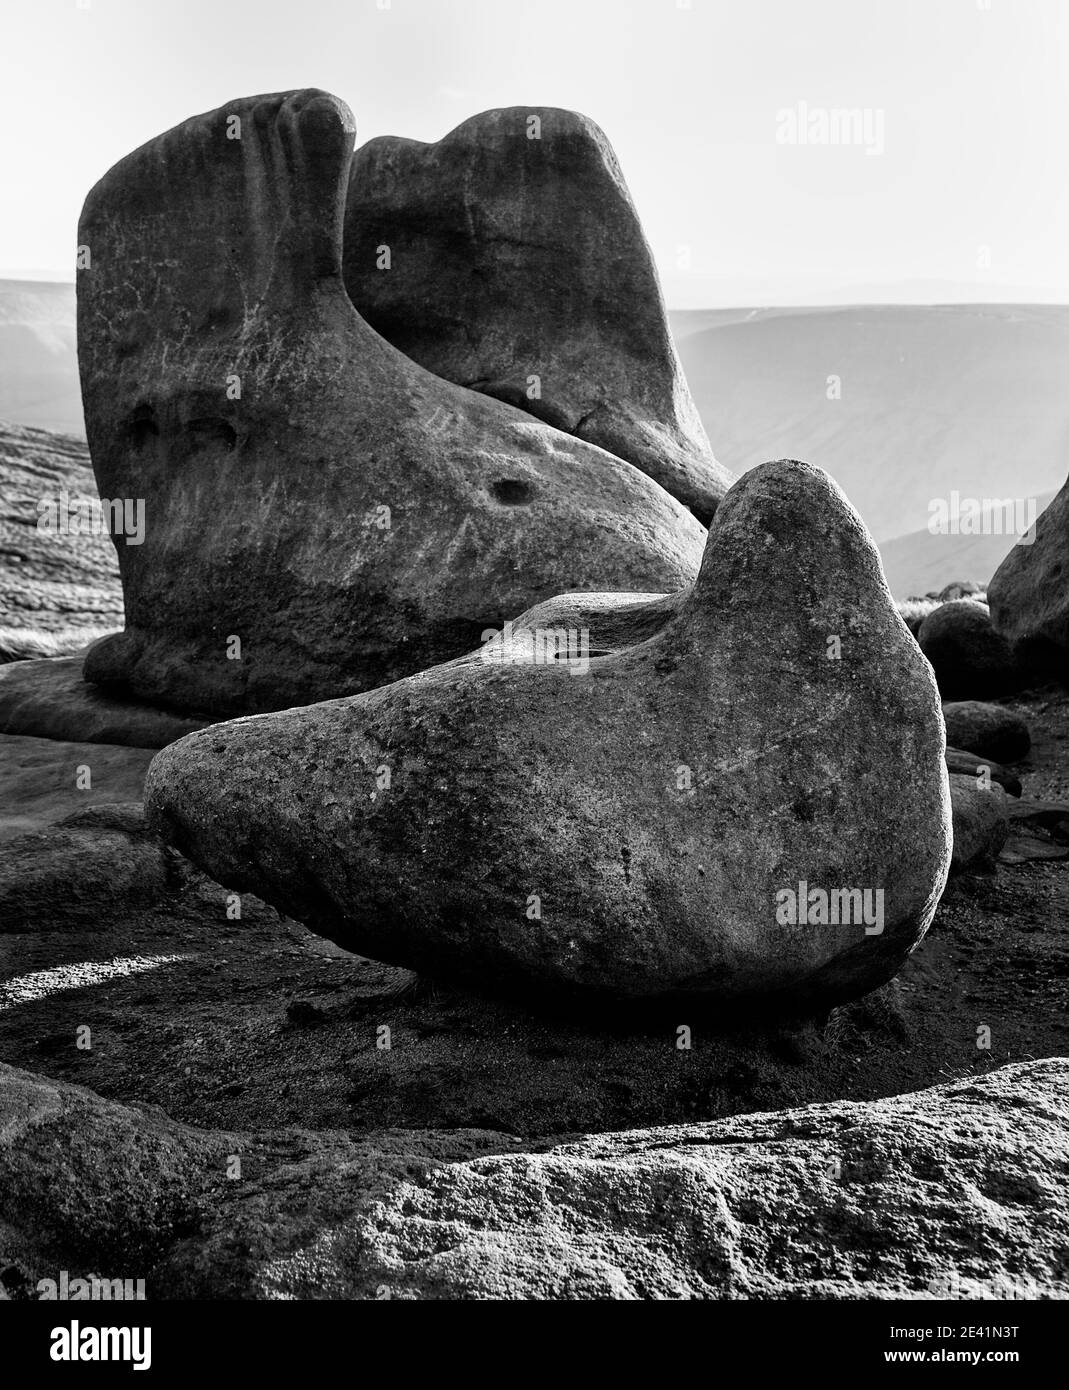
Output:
[{"xmin": 0, "ymin": 953, "xmax": 194, "ymax": 1011}]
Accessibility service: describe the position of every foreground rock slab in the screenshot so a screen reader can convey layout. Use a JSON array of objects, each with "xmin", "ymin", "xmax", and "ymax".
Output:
[
  {"xmin": 0, "ymin": 804, "xmax": 179, "ymax": 933},
  {"xmin": 0, "ymin": 733, "xmax": 154, "ymax": 842},
  {"xmin": 148, "ymin": 460, "xmax": 952, "ymax": 1007},
  {"xmin": 0, "ymin": 657, "xmax": 208, "ymax": 748},
  {"xmin": 78, "ymin": 89, "xmax": 703, "ymax": 717},
  {"xmin": 344, "ymin": 107, "xmax": 731, "ymax": 524},
  {"xmin": 1, "ymin": 1059, "xmax": 1065, "ymax": 1300}
]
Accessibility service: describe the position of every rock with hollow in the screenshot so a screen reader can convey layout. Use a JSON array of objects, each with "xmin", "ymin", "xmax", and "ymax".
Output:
[
  {"xmin": 77, "ymin": 90, "xmax": 703, "ymax": 718},
  {"xmin": 344, "ymin": 107, "xmax": 731, "ymax": 524},
  {"xmin": 147, "ymin": 460, "xmax": 952, "ymax": 1008}
]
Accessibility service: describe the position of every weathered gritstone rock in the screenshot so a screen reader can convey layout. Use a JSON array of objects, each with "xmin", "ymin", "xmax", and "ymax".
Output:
[
  {"xmin": 343, "ymin": 108, "xmax": 731, "ymax": 526},
  {"xmin": 0, "ymin": 422, "xmax": 123, "ymax": 640},
  {"xmin": 77, "ymin": 90, "xmax": 703, "ymax": 719},
  {"xmin": 989, "ymin": 477, "xmax": 1069, "ymax": 682},
  {"xmin": 0, "ymin": 804, "xmax": 179, "ymax": 932},
  {"xmin": 1, "ymin": 1060, "xmax": 1067, "ymax": 1300},
  {"xmin": 148, "ymin": 460, "xmax": 952, "ymax": 1008}
]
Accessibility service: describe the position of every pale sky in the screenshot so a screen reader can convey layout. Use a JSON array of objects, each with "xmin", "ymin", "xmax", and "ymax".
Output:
[{"xmin": 2, "ymin": 0, "xmax": 1068, "ymax": 306}]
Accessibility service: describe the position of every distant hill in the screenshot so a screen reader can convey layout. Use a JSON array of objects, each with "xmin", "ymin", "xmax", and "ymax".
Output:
[
  {"xmin": 670, "ymin": 305, "xmax": 1069, "ymax": 557},
  {"xmin": 0, "ymin": 279, "xmax": 82, "ymax": 437},
  {"xmin": 877, "ymin": 489, "xmax": 1058, "ymax": 598}
]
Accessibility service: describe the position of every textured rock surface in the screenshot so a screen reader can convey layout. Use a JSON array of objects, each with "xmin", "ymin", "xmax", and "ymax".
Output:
[
  {"xmin": 2, "ymin": 1059, "xmax": 1066, "ymax": 1300},
  {"xmin": 0, "ymin": 656, "xmax": 208, "ymax": 747},
  {"xmin": 0, "ymin": 422, "xmax": 122, "ymax": 641},
  {"xmin": 77, "ymin": 90, "xmax": 703, "ymax": 718},
  {"xmin": 948, "ymin": 774, "xmax": 1010, "ymax": 874},
  {"xmin": 0, "ymin": 804, "xmax": 179, "ymax": 932},
  {"xmin": 344, "ymin": 107, "xmax": 731, "ymax": 524},
  {"xmin": 917, "ymin": 598, "xmax": 1019, "ymax": 699},
  {"xmin": 148, "ymin": 460, "xmax": 951, "ymax": 1007},
  {"xmin": 989, "ymin": 477, "xmax": 1069, "ymax": 681},
  {"xmin": 0, "ymin": 733, "xmax": 154, "ymax": 842},
  {"xmin": 943, "ymin": 701, "xmax": 1031, "ymax": 764}
]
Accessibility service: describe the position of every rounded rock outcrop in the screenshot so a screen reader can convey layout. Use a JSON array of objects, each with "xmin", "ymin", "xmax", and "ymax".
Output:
[{"xmin": 147, "ymin": 460, "xmax": 952, "ymax": 1008}]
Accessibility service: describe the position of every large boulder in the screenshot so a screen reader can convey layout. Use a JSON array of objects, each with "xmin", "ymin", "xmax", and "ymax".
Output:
[
  {"xmin": 3, "ymin": 752, "xmax": 1066, "ymax": 1138},
  {"xmin": 0, "ymin": 802, "xmax": 962, "ymax": 1138},
  {"xmin": 942, "ymin": 701, "xmax": 1031, "ymax": 764},
  {"xmin": 2, "ymin": 1059, "xmax": 1066, "ymax": 1300},
  {"xmin": 988, "ymin": 477, "xmax": 1069, "ymax": 682},
  {"xmin": 147, "ymin": 459, "xmax": 952, "ymax": 1009},
  {"xmin": 916, "ymin": 598, "xmax": 1019, "ymax": 699},
  {"xmin": 343, "ymin": 108, "xmax": 731, "ymax": 525},
  {"xmin": 77, "ymin": 90, "xmax": 703, "ymax": 719}
]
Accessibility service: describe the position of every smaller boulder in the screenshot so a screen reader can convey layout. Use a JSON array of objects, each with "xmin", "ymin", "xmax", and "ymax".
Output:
[
  {"xmin": 937, "ymin": 580, "xmax": 985, "ymax": 602},
  {"xmin": 942, "ymin": 702, "xmax": 1031, "ymax": 764},
  {"xmin": 0, "ymin": 804, "xmax": 177, "ymax": 932},
  {"xmin": 917, "ymin": 599, "xmax": 1019, "ymax": 699},
  {"xmin": 948, "ymin": 774, "xmax": 1009, "ymax": 874},
  {"xmin": 944, "ymin": 747, "xmax": 1021, "ymax": 797}
]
